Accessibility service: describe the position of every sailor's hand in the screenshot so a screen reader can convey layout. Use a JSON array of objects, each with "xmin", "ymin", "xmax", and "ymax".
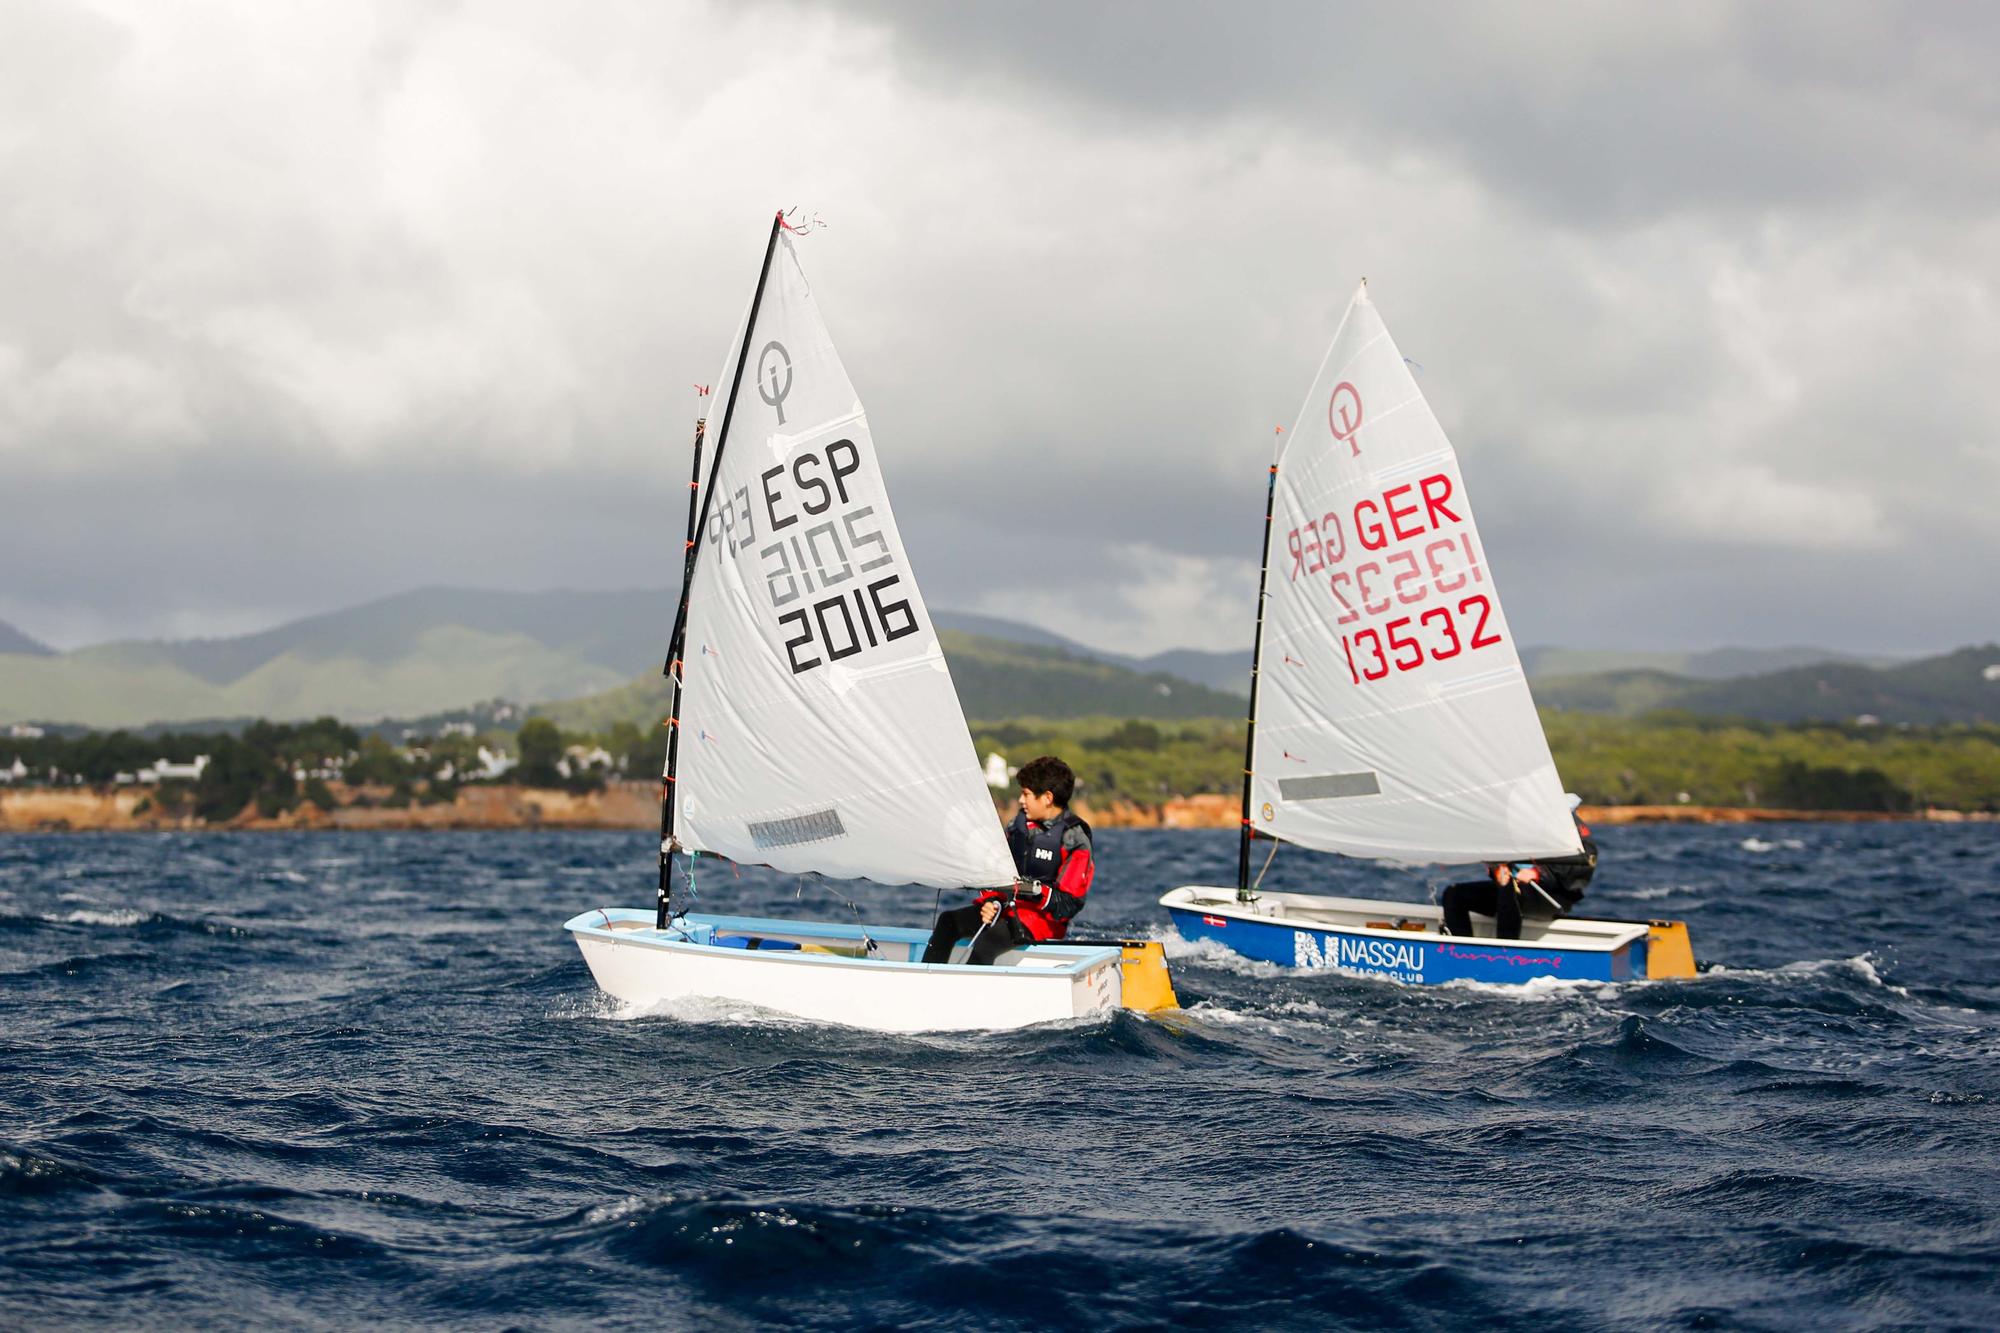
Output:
[
  {"xmin": 1491, "ymin": 863, "xmax": 1514, "ymax": 886},
  {"xmin": 979, "ymin": 900, "xmax": 1001, "ymax": 926}
]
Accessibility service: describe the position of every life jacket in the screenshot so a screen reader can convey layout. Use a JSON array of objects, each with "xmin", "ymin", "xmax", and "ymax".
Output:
[
  {"xmin": 1530, "ymin": 817, "xmax": 1598, "ymax": 906},
  {"xmin": 997, "ymin": 810, "xmax": 1093, "ymax": 941}
]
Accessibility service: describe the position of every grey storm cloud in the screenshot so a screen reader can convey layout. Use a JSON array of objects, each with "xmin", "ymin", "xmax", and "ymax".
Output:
[
  {"xmin": 836, "ymin": 1, "xmax": 2000, "ymax": 223},
  {"xmin": 1, "ymin": 0, "xmax": 1996, "ymax": 656}
]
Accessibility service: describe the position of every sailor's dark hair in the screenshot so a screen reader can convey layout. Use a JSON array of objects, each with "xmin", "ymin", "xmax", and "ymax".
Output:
[{"xmin": 1015, "ymin": 755, "xmax": 1075, "ymax": 808}]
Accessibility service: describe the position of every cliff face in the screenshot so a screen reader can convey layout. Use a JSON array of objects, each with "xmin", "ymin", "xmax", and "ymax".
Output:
[
  {"xmin": 0, "ymin": 782, "xmax": 659, "ymax": 832},
  {"xmin": 0, "ymin": 788, "xmax": 181, "ymax": 832}
]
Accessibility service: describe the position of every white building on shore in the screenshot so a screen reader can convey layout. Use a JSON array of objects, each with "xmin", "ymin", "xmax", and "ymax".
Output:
[{"xmin": 138, "ymin": 756, "xmax": 210, "ymax": 783}]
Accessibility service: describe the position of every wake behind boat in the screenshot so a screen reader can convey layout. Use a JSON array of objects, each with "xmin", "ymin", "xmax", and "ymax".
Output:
[
  {"xmin": 566, "ymin": 212, "xmax": 1173, "ymax": 1031},
  {"xmin": 1161, "ymin": 282, "xmax": 1695, "ymax": 985}
]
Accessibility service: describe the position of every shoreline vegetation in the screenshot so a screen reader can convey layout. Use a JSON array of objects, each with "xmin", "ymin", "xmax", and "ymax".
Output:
[
  {"xmin": 3, "ymin": 711, "xmax": 1994, "ymax": 833},
  {"xmin": 0, "ymin": 781, "xmax": 1992, "ymax": 834}
]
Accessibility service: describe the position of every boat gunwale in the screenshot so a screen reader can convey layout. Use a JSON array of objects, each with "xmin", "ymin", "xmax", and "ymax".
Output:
[{"xmin": 565, "ymin": 908, "xmax": 1124, "ymax": 979}]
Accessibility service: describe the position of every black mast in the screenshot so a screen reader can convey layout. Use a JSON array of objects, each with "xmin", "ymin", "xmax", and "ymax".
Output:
[
  {"xmin": 1236, "ymin": 460, "xmax": 1280, "ymax": 900},
  {"xmin": 656, "ymin": 210, "xmax": 787, "ymax": 930}
]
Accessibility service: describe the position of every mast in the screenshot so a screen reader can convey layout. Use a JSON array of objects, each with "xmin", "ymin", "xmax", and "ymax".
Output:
[
  {"xmin": 656, "ymin": 209, "xmax": 786, "ymax": 930},
  {"xmin": 655, "ymin": 413, "xmax": 705, "ymax": 927},
  {"xmin": 1236, "ymin": 458, "xmax": 1280, "ymax": 900}
]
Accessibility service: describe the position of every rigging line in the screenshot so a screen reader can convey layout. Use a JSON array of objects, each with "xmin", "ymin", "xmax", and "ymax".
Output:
[
  {"xmin": 799, "ymin": 872, "xmax": 877, "ymax": 953},
  {"xmin": 1252, "ymin": 836, "xmax": 1280, "ymax": 891}
]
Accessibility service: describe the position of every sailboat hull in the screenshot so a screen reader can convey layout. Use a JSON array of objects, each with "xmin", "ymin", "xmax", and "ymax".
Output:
[
  {"xmin": 1161, "ymin": 887, "xmax": 1678, "ymax": 985},
  {"xmin": 565, "ymin": 909, "xmax": 1124, "ymax": 1032}
]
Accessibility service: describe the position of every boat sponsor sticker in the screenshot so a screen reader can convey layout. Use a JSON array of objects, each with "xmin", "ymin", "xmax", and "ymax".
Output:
[{"xmin": 1294, "ymin": 930, "xmax": 1425, "ymax": 982}]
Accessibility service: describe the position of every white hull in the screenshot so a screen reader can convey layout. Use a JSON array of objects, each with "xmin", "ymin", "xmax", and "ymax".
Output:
[{"xmin": 566, "ymin": 909, "xmax": 1123, "ymax": 1033}]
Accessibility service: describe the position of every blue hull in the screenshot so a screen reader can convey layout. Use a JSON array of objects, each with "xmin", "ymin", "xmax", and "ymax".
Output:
[{"xmin": 1166, "ymin": 905, "xmax": 1642, "ymax": 985}]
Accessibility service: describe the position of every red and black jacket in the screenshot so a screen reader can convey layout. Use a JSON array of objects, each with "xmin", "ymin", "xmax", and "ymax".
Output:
[{"xmin": 986, "ymin": 810, "xmax": 1094, "ymax": 941}]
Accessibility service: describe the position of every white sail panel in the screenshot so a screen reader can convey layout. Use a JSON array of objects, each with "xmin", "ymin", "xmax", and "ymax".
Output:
[
  {"xmin": 672, "ymin": 232, "xmax": 1017, "ymax": 889},
  {"xmin": 1249, "ymin": 284, "xmax": 1580, "ymax": 864}
]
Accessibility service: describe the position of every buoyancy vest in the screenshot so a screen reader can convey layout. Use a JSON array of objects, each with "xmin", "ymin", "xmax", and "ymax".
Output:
[
  {"xmin": 1532, "ymin": 818, "xmax": 1598, "ymax": 907},
  {"xmin": 1001, "ymin": 810, "xmax": 1093, "ymax": 940}
]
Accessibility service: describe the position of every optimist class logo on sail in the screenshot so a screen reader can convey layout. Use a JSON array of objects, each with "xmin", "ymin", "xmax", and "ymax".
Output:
[{"xmin": 1328, "ymin": 382, "xmax": 1363, "ymax": 457}]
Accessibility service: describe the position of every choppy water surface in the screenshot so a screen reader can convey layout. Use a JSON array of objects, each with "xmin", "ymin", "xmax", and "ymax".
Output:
[{"xmin": 2, "ymin": 824, "xmax": 1997, "ymax": 1329}]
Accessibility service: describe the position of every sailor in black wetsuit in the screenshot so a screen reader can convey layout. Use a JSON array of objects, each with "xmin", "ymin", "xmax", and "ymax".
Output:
[{"xmin": 1441, "ymin": 805, "xmax": 1599, "ymax": 939}]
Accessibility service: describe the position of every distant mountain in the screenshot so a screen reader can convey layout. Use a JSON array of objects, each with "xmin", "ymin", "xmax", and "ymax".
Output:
[
  {"xmin": 536, "ymin": 630, "xmax": 1246, "ymax": 732},
  {"xmin": 1533, "ymin": 645, "xmax": 2000, "ymax": 725},
  {"xmin": 0, "ymin": 587, "xmax": 674, "ymax": 728},
  {"xmin": 932, "ymin": 611, "xmax": 1251, "ymax": 695},
  {"xmin": 1519, "ymin": 643, "xmax": 1903, "ymax": 681},
  {"xmin": 0, "ymin": 621, "xmax": 54, "ymax": 657},
  {"xmin": 81, "ymin": 586, "xmax": 675, "ymax": 684},
  {"xmin": 8, "ymin": 583, "xmax": 1973, "ymax": 731},
  {"xmin": 0, "ymin": 589, "xmax": 1242, "ymax": 729}
]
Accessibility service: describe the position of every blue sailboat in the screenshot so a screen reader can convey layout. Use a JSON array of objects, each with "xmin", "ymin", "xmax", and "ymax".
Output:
[{"xmin": 1161, "ymin": 283, "xmax": 1694, "ymax": 985}]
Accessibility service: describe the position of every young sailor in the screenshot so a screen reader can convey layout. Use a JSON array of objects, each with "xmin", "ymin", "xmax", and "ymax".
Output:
[
  {"xmin": 921, "ymin": 755, "xmax": 1095, "ymax": 965},
  {"xmin": 1440, "ymin": 800, "xmax": 1599, "ymax": 939}
]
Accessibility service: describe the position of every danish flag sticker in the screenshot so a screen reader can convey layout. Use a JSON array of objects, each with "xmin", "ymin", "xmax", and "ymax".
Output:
[{"xmin": 1201, "ymin": 915, "xmax": 1229, "ymax": 928}]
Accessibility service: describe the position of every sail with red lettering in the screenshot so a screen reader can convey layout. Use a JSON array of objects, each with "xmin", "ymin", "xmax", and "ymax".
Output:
[
  {"xmin": 671, "ymin": 231, "xmax": 1017, "ymax": 888},
  {"xmin": 1248, "ymin": 282, "xmax": 1580, "ymax": 864}
]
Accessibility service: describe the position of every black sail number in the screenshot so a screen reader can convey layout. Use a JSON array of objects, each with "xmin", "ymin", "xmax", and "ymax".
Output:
[{"xmin": 782, "ymin": 574, "xmax": 920, "ymax": 676}]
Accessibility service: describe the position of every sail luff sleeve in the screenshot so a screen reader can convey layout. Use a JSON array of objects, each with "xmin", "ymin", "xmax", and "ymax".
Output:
[
  {"xmin": 1236, "ymin": 459, "xmax": 1280, "ymax": 898},
  {"xmin": 655, "ymin": 417, "xmax": 707, "ymax": 928},
  {"xmin": 659, "ymin": 210, "xmax": 786, "ymax": 905}
]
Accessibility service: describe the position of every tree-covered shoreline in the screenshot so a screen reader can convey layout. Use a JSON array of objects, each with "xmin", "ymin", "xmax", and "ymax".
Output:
[{"xmin": 5, "ymin": 711, "xmax": 1996, "ymax": 818}]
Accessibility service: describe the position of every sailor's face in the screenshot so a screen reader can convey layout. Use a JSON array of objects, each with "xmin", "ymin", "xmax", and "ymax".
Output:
[{"xmin": 1019, "ymin": 788, "xmax": 1061, "ymax": 822}]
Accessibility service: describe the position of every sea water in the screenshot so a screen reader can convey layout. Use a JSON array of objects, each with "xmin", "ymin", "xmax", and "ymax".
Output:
[{"xmin": 2, "ymin": 824, "xmax": 1996, "ymax": 1329}]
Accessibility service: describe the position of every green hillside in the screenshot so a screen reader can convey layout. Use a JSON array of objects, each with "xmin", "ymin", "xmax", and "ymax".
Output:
[
  {"xmin": 535, "ymin": 630, "xmax": 1245, "ymax": 733},
  {"xmin": 1534, "ymin": 645, "xmax": 2000, "ymax": 725},
  {"xmin": 1518, "ymin": 643, "xmax": 1896, "ymax": 680}
]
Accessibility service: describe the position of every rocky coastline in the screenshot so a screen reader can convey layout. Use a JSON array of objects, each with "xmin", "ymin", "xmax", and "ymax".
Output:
[{"xmin": 0, "ymin": 782, "xmax": 1990, "ymax": 833}]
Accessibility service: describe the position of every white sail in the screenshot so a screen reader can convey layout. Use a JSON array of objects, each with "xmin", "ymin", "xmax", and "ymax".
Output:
[
  {"xmin": 671, "ymin": 231, "xmax": 1018, "ymax": 889},
  {"xmin": 1249, "ymin": 283, "xmax": 1580, "ymax": 865}
]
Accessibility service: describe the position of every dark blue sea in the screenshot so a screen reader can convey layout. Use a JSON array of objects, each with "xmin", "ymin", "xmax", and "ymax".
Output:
[{"xmin": 3, "ymin": 825, "xmax": 1997, "ymax": 1330}]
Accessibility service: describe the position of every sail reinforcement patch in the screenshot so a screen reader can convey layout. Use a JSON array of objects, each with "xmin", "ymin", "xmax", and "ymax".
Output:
[
  {"xmin": 1278, "ymin": 772, "xmax": 1381, "ymax": 802},
  {"xmin": 747, "ymin": 808, "xmax": 847, "ymax": 849}
]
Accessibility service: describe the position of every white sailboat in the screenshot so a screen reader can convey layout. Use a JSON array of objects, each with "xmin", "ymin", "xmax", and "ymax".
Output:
[
  {"xmin": 567, "ymin": 213, "xmax": 1175, "ymax": 1031},
  {"xmin": 1161, "ymin": 283, "xmax": 1695, "ymax": 984}
]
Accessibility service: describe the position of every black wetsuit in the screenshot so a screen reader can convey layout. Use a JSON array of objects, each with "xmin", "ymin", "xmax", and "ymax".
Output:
[
  {"xmin": 921, "ymin": 901, "xmax": 1028, "ymax": 966},
  {"xmin": 1442, "ymin": 819, "xmax": 1600, "ymax": 939}
]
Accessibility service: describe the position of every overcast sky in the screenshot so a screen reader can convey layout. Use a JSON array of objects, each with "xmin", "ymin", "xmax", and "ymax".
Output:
[{"xmin": 3, "ymin": 0, "xmax": 1996, "ymax": 656}]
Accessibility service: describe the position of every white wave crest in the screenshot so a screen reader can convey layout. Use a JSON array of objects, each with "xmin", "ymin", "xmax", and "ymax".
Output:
[
  {"xmin": 548, "ymin": 989, "xmax": 864, "ymax": 1031},
  {"xmin": 1699, "ymin": 953, "xmax": 1909, "ymax": 997},
  {"xmin": 1740, "ymin": 836, "xmax": 1807, "ymax": 852},
  {"xmin": 1158, "ymin": 934, "xmax": 1296, "ymax": 979},
  {"xmin": 585, "ymin": 1195, "xmax": 649, "ymax": 1225},
  {"xmin": 51, "ymin": 908, "xmax": 147, "ymax": 927},
  {"xmin": 1436, "ymin": 973, "xmax": 1623, "ymax": 1002}
]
